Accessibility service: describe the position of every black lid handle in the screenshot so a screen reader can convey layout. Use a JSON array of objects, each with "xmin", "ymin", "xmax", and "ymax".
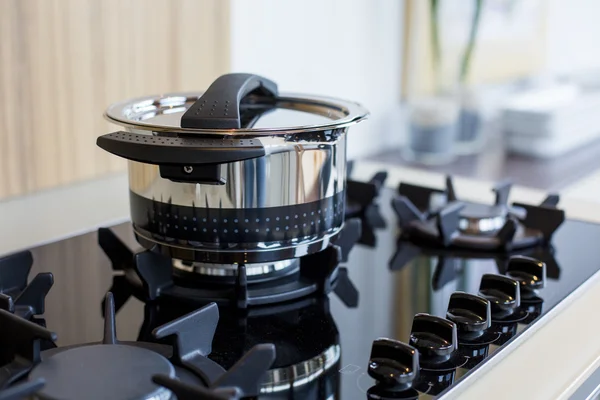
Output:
[
  {"xmin": 181, "ymin": 73, "xmax": 278, "ymax": 129},
  {"xmin": 96, "ymin": 131, "xmax": 265, "ymax": 165}
]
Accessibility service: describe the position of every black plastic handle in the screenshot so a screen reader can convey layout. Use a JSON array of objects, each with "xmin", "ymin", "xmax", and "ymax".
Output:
[
  {"xmin": 479, "ymin": 274, "xmax": 521, "ymax": 315},
  {"xmin": 446, "ymin": 292, "xmax": 491, "ymax": 334},
  {"xmin": 369, "ymin": 338, "xmax": 419, "ymax": 389},
  {"xmin": 506, "ymin": 255, "xmax": 546, "ymax": 290},
  {"xmin": 96, "ymin": 131, "xmax": 265, "ymax": 165},
  {"xmin": 181, "ymin": 73, "xmax": 278, "ymax": 129},
  {"xmin": 409, "ymin": 313, "xmax": 457, "ymax": 358}
]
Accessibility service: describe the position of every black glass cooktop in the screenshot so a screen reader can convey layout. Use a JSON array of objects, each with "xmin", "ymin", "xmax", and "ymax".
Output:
[{"xmin": 5, "ymin": 186, "xmax": 600, "ymax": 399}]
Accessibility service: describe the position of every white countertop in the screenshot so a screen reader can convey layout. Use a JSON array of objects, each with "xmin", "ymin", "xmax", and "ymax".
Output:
[
  {"xmin": 0, "ymin": 173, "xmax": 130, "ymax": 255},
  {"xmin": 2, "ymin": 162, "xmax": 600, "ymax": 399}
]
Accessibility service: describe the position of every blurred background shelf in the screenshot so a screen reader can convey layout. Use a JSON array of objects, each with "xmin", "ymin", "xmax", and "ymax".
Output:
[
  {"xmin": 369, "ymin": 123, "xmax": 600, "ymax": 192},
  {"xmin": 3, "ymin": 0, "xmax": 600, "ymax": 217}
]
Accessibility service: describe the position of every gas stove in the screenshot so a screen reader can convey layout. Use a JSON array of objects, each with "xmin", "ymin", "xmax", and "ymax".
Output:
[{"xmin": 2, "ymin": 172, "xmax": 600, "ymax": 399}]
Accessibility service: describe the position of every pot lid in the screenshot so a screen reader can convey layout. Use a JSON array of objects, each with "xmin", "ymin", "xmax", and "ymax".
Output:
[{"xmin": 105, "ymin": 73, "xmax": 369, "ymax": 136}]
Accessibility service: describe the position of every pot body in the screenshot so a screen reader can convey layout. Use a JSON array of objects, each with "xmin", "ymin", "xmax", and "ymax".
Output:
[{"xmin": 128, "ymin": 129, "xmax": 348, "ymax": 263}]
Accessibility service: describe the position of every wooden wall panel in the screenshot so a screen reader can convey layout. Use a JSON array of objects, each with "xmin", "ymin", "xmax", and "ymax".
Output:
[{"xmin": 0, "ymin": 0, "xmax": 231, "ymax": 199}]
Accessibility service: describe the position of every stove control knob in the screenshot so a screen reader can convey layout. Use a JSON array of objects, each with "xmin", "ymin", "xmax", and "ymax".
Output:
[
  {"xmin": 446, "ymin": 292, "xmax": 491, "ymax": 339},
  {"xmin": 368, "ymin": 338, "xmax": 419, "ymax": 389},
  {"xmin": 505, "ymin": 256, "xmax": 546, "ymax": 291},
  {"xmin": 409, "ymin": 313, "xmax": 457, "ymax": 361},
  {"xmin": 479, "ymin": 274, "xmax": 520, "ymax": 318}
]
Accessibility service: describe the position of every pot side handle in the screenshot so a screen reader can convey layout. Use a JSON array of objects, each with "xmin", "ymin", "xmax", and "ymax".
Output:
[
  {"xmin": 96, "ymin": 131, "xmax": 265, "ymax": 165},
  {"xmin": 181, "ymin": 73, "xmax": 278, "ymax": 129}
]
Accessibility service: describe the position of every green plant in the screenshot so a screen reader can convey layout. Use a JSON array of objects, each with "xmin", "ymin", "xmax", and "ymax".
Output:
[
  {"xmin": 460, "ymin": 0, "xmax": 483, "ymax": 84},
  {"xmin": 429, "ymin": 0, "xmax": 484, "ymax": 90},
  {"xmin": 430, "ymin": 0, "xmax": 442, "ymax": 92}
]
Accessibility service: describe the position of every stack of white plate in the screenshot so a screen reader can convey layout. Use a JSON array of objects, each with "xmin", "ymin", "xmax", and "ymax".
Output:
[{"xmin": 502, "ymin": 84, "xmax": 600, "ymax": 158}]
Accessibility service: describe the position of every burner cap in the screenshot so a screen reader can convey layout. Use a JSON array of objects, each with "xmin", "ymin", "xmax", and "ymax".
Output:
[
  {"xmin": 458, "ymin": 203, "xmax": 507, "ymax": 235},
  {"xmin": 29, "ymin": 344, "xmax": 175, "ymax": 400},
  {"xmin": 172, "ymin": 258, "xmax": 299, "ymax": 281}
]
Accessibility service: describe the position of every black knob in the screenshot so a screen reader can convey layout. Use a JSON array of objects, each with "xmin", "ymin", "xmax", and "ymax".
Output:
[
  {"xmin": 368, "ymin": 338, "xmax": 419, "ymax": 390},
  {"xmin": 446, "ymin": 292, "xmax": 491, "ymax": 340},
  {"xmin": 367, "ymin": 385, "xmax": 419, "ymax": 400},
  {"xmin": 479, "ymin": 274, "xmax": 520, "ymax": 319},
  {"xmin": 409, "ymin": 314, "xmax": 457, "ymax": 363},
  {"xmin": 505, "ymin": 256, "xmax": 546, "ymax": 291}
]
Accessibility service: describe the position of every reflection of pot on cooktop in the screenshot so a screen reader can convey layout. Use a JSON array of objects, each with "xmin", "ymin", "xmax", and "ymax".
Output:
[
  {"xmin": 132, "ymin": 296, "xmax": 340, "ymax": 398},
  {"xmin": 391, "ymin": 176, "xmax": 565, "ymax": 252}
]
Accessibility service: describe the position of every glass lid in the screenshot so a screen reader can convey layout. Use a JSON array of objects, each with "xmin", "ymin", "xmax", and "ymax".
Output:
[{"xmin": 104, "ymin": 74, "xmax": 369, "ymax": 136}]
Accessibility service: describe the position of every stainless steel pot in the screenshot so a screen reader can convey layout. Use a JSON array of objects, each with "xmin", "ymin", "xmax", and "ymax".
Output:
[{"xmin": 97, "ymin": 73, "xmax": 368, "ymax": 263}]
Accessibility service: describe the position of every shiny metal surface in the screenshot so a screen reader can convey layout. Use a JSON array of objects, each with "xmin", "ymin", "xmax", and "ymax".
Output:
[
  {"xmin": 172, "ymin": 258, "xmax": 298, "ymax": 277},
  {"xmin": 458, "ymin": 215, "xmax": 507, "ymax": 235},
  {"xmin": 105, "ymin": 92, "xmax": 369, "ymax": 136},
  {"xmin": 128, "ymin": 129, "xmax": 347, "ymax": 260},
  {"xmin": 128, "ymin": 133, "xmax": 347, "ymax": 208},
  {"xmin": 103, "ymin": 85, "xmax": 365, "ymax": 261},
  {"xmin": 134, "ymin": 226, "xmax": 341, "ymax": 264},
  {"xmin": 260, "ymin": 345, "xmax": 341, "ymax": 393}
]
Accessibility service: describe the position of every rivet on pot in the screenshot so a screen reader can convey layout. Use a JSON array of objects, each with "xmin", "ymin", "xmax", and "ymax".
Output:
[{"xmin": 183, "ymin": 166, "xmax": 193, "ymax": 174}]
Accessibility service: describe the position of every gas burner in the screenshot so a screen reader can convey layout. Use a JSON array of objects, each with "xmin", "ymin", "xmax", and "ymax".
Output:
[
  {"xmin": 0, "ymin": 251, "xmax": 54, "ymax": 321},
  {"xmin": 346, "ymin": 161, "xmax": 388, "ymax": 246},
  {"xmin": 172, "ymin": 258, "xmax": 299, "ymax": 280},
  {"xmin": 458, "ymin": 202, "xmax": 508, "ymax": 235},
  {"xmin": 392, "ymin": 176, "xmax": 565, "ymax": 251},
  {"xmin": 0, "ymin": 293, "xmax": 276, "ymax": 400},
  {"xmin": 99, "ymin": 219, "xmax": 361, "ymax": 309},
  {"xmin": 31, "ymin": 344, "xmax": 176, "ymax": 400}
]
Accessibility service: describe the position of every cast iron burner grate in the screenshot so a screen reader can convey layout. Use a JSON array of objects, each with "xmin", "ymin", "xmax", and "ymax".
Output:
[
  {"xmin": 0, "ymin": 251, "xmax": 54, "ymax": 321},
  {"xmin": 0, "ymin": 293, "xmax": 276, "ymax": 400},
  {"xmin": 392, "ymin": 176, "xmax": 565, "ymax": 251},
  {"xmin": 100, "ymin": 219, "xmax": 361, "ymax": 309},
  {"xmin": 346, "ymin": 161, "xmax": 388, "ymax": 247},
  {"xmin": 0, "ymin": 379, "xmax": 45, "ymax": 400}
]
